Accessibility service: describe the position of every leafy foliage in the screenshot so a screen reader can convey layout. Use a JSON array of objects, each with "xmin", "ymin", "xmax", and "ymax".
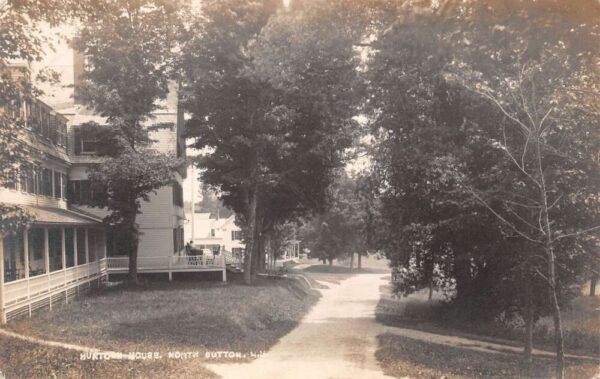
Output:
[
  {"xmin": 75, "ymin": 0, "xmax": 185, "ymax": 281},
  {"xmin": 181, "ymin": 0, "xmax": 361, "ymax": 283}
]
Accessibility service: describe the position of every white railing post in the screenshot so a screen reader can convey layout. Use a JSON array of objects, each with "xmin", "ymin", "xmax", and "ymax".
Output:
[
  {"xmin": 84, "ymin": 229, "xmax": 89, "ymax": 277},
  {"xmin": 0, "ymin": 235, "xmax": 6, "ymax": 324}
]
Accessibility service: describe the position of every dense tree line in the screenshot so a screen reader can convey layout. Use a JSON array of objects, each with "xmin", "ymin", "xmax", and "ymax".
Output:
[{"xmin": 363, "ymin": 1, "xmax": 600, "ymax": 375}]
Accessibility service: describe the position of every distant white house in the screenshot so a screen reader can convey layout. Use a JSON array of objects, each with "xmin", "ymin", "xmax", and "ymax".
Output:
[{"xmin": 184, "ymin": 213, "xmax": 244, "ymax": 257}]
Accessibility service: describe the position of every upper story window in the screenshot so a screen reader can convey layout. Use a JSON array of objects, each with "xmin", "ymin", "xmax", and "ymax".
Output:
[
  {"xmin": 53, "ymin": 171, "xmax": 62, "ymax": 199},
  {"xmin": 172, "ymin": 181, "xmax": 183, "ymax": 208},
  {"xmin": 231, "ymin": 230, "xmax": 242, "ymax": 241},
  {"xmin": 68, "ymin": 180, "xmax": 105, "ymax": 205},
  {"xmin": 61, "ymin": 173, "xmax": 67, "ymax": 200},
  {"xmin": 2, "ymin": 165, "xmax": 65, "ymax": 199},
  {"xmin": 41, "ymin": 168, "xmax": 52, "ymax": 197},
  {"xmin": 73, "ymin": 126, "xmax": 98, "ymax": 155},
  {"xmin": 11, "ymin": 99, "xmax": 67, "ymax": 148}
]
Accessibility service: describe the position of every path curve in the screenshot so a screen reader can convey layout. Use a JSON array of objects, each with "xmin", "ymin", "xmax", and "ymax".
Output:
[{"xmin": 207, "ymin": 273, "xmax": 394, "ymax": 379}]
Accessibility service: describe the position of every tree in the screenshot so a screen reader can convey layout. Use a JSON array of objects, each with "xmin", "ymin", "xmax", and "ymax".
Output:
[
  {"xmin": 181, "ymin": 0, "xmax": 360, "ymax": 284},
  {"xmin": 364, "ymin": 1, "xmax": 600, "ymax": 375},
  {"xmin": 299, "ymin": 172, "xmax": 368, "ymax": 267},
  {"xmin": 195, "ymin": 186, "xmax": 234, "ymax": 218},
  {"xmin": 0, "ymin": 0, "xmax": 80, "ymax": 232},
  {"xmin": 74, "ymin": 0, "xmax": 185, "ymax": 283}
]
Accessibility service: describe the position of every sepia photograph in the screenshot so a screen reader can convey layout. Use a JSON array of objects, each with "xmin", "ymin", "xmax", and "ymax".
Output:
[{"xmin": 0, "ymin": 0, "xmax": 599, "ymax": 378}]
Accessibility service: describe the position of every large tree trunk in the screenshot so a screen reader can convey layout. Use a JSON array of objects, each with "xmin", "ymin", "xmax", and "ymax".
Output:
[
  {"xmin": 243, "ymin": 187, "xmax": 258, "ymax": 285},
  {"xmin": 428, "ymin": 279, "xmax": 434, "ymax": 301},
  {"xmin": 251, "ymin": 231, "xmax": 262, "ymax": 282},
  {"xmin": 590, "ymin": 273, "xmax": 598, "ymax": 297},
  {"xmin": 349, "ymin": 253, "xmax": 354, "ymax": 270},
  {"xmin": 357, "ymin": 252, "xmax": 362, "ymax": 269}
]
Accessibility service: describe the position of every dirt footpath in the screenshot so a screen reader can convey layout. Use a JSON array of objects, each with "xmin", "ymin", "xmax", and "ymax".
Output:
[{"xmin": 207, "ymin": 273, "xmax": 394, "ymax": 379}]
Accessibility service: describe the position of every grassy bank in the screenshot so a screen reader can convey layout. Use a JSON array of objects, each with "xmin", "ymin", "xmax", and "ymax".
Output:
[
  {"xmin": 0, "ymin": 334, "xmax": 216, "ymax": 379},
  {"xmin": 376, "ymin": 334, "xmax": 598, "ymax": 379},
  {"xmin": 376, "ymin": 286, "xmax": 600, "ymax": 357},
  {"xmin": 5, "ymin": 276, "xmax": 319, "ymax": 366}
]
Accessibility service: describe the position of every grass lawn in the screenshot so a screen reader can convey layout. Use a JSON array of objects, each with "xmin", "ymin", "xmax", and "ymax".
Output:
[
  {"xmin": 3, "ymin": 275, "xmax": 319, "ymax": 372},
  {"xmin": 298, "ymin": 256, "xmax": 390, "ymax": 285},
  {"xmin": 376, "ymin": 285, "xmax": 600, "ymax": 358},
  {"xmin": 0, "ymin": 334, "xmax": 216, "ymax": 379},
  {"xmin": 376, "ymin": 333, "xmax": 599, "ymax": 379}
]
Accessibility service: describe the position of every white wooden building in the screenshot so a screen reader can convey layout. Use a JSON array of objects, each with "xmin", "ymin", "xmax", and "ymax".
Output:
[
  {"xmin": 0, "ymin": 63, "xmax": 109, "ymax": 323},
  {"xmin": 0, "ymin": 45, "xmax": 226, "ymax": 323}
]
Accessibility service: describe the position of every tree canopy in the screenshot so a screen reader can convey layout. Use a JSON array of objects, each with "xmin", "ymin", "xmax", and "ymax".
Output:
[{"xmin": 181, "ymin": 0, "xmax": 362, "ymax": 283}]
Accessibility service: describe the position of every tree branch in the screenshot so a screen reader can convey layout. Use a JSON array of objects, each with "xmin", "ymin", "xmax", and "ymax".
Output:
[
  {"xmin": 466, "ymin": 186, "xmax": 541, "ymax": 244},
  {"xmin": 554, "ymin": 225, "xmax": 600, "ymax": 241}
]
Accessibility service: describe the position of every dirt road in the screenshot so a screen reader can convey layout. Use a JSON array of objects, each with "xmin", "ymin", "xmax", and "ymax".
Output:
[{"xmin": 207, "ymin": 273, "xmax": 393, "ymax": 379}]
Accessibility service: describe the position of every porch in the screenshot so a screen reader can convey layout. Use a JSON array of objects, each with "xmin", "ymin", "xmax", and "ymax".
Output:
[
  {"xmin": 0, "ymin": 206, "xmax": 108, "ymax": 323},
  {"xmin": 105, "ymin": 254, "xmax": 228, "ymax": 281}
]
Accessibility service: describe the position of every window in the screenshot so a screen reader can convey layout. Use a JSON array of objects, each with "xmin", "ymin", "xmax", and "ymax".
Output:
[
  {"xmin": 68, "ymin": 180, "xmax": 105, "ymax": 205},
  {"xmin": 87, "ymin": 229, "xmax": 105, "ymax": 262},
  {"xmin": 27, "ymin": 167, "xmax": 36, "ymax": 194},
  {"xmin": 41, "ymin": 107, "xmax": 50, "ymax": 139},
  {"xmin": 231, "ymin": 230, "xmax": 242, "ymax": 241},
  {"xmin": 36, "ymin": 167, "xmax": 42, "ymax": 195},
  {"xmin": 73, "ymin": 126, "xmax": 98, "ymax": 155},
  {"xmin": 28, "ymin": 228, "xmax": 45, "ymax": 276},
  {"xmin": 65, "ymin": 228, "xmax": 75, "ymax": 268},
  {"xmin": 61, "ymin": 173, "xmax": 67, "ymax": 200},
  {"xmin": 54, "ymin": 171, "xmax": 62, "ymax": 199},
  {"xmin": 3, "ymin": 233, "xmax": 25, "ymax": 282},
  {"xmin": 173, "ymin": 228, "xmax": 184, "ymax": 254},
  {"xmin": 59, "ymin": 121, "xmax": 67, "ymax": 147},
  {"xmin": 211, "ymin": 229, "xmax": 215, "ymax": 237},
  {"xmin": 48, "ymin": 228, "xmax": 62, "ymax": 272},
  {"xmin": 30, "ymin": 102, "xmax": 40, "ymax": 133},
  {"xmin": 87, "ymin": 229, "xmax": 97, "ymax": 262},
  {"xmin": 76, "ymin": 228, "xmax": 87, "ymax": 265},
  {"xmin": 19, "ymin": 167, "xmax": 27, "ymax": 192},
  {"xmin": 41, "ymin": 168, "xmax": 52, "ymax": 196},
  {"xmin": 4, "ymin": 169, "xmax": 18, "ymax": 190},
  {"xmin": 172, "ymin": 181, "xmax": 183, "ymax": 207}
]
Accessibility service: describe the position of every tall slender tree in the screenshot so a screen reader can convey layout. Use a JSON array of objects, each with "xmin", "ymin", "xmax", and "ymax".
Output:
[{"xmin": 75, "ymin": 0, "xmax": 185, "ymax": 283}]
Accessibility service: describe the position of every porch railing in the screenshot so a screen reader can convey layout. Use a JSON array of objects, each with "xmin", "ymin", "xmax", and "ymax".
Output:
[
  {"xmin": 3, "ymin": 258, "xmax": 107, "ymax": 307},
  {"xmin": 106, "ymin": 254, "xmax": 225, "ymax": 272}
]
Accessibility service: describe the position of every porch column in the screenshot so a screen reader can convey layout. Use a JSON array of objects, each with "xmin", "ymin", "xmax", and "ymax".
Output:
[
  {"xmin": 23, "ymin": 228, "xmax": 29, "ymax": 279},
  {"xmin": 43, "ymin": 228, "xmax": 49, "ymax": 274},
  {"xmin": 102, "ymin": 231, "xmax": 107, "ymax": 259},
  {"xmin": 61, "ymin": 228, "xmax": 66, "ymax": 270},
  {"xmin": 73, "ymin": 229, "xmax": 78, "ymax": 267},
  {"xmin": 84, "ymin": 229, "xmax": 89, "ymax": 264},
  {"xmin": 62, "ymin": 227, "xmax": 67, "ymax": 304},
  {"xmin": 24, "ymin": 228, "xmax": 30, "ymax": 316},
  {"xmin": 0, "ymin": 235, "xmax": 6, "ymax": 324}
]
